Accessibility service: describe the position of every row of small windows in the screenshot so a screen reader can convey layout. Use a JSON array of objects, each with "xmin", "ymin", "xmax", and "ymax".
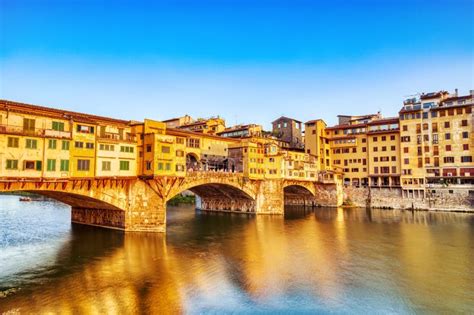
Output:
[
  {"xmin": 403, "ymin": 156, "xmax": 472, "ymax": 166},
  {"xmin": 400, "ymin": 107, "xmax": 472, "ymax": 120},
  {"xmin": 7, "ymin": 137, "xmax": 70, "ymax": 150},
  {"xmin": 6, "ymin": 159, "xmax": 70, "ymax": 171}
]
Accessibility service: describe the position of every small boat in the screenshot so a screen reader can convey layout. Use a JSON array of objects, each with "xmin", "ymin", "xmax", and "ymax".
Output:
[{"xmin": 19, "ymin": 197, "xmax": 32, "ymax": 202}]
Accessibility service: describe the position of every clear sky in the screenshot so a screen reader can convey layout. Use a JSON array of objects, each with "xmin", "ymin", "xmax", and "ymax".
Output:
[{"xmin": 1, "ymin": 0, "xmax": 473, "ymax": 128}]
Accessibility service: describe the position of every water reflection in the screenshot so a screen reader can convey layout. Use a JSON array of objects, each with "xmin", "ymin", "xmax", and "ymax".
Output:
[{"xmin": 0, "ymin": 198, "xmax": 473, "ymax": 313}]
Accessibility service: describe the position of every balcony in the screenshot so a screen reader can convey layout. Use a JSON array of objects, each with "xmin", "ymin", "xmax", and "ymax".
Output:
[
  {"xmin": 97, "ymin": 132, "xmax": 137, "ymax": 142},
  {"xmin": 0, "ymin": 124, "xmax": 71, "ymax": 139}
]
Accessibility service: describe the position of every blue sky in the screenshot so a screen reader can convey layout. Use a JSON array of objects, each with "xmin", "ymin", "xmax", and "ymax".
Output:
[{"xmin": 1, "ymin": 0, "xmax": 473, "ymax": 127}]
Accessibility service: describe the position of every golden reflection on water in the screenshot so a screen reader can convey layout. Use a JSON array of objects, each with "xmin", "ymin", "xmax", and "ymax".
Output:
[{"xmin": 0, "ymin": 206, "xmax": 473, "ymax": 313}]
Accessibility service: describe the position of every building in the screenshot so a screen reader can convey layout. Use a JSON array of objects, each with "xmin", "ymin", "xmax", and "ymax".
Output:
[
  {"xmin": 271, "ymin": 116, "xmax": 304, "ymax": 149},
  {"xmin": 162, "ymin": 115, "xmax": 194, "ymax": 128},
  {"xmin": 304, "ymin": 119, "xmax": 331, "ymax": 171},
  {"xmin": 216, "ymin": 124, "xmax": 263, "ymax": 138},
  {"xmin": 0, "ymin": 100, "xmax": 140, "ymax": 180},
  {"xmin": 178, "ymin": 117, "xmax": 226, "ymax": 135},
  {"xmin": 399, "ymin": 90, "xmax": 473, "ymax": 198}
]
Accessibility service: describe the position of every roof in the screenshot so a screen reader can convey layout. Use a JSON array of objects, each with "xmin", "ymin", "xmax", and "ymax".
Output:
[
  {"xmin": 272, "ymin": 116, "xmax": 302, "ymax": 124},
  {"xmin": 0, "ymin": 99, "xmax": 132, "ymax": 126},
  {"xmin": 419, "ymin": 91, "xmax": 449, "ymax": 100},
  {"xmin": 367, "ymin": 117, "xmax": 399, "ymax": 126},
  {"xmin": 326, "ymin": 122, "xmax": 368, "ymax": 130},
  {"xmin": 440, "ymin": 94, "xmax": 473, "ymax": 104},
  {"xmin": 305, "ymin": 119, "xmax": 327, "ymax": 125}
]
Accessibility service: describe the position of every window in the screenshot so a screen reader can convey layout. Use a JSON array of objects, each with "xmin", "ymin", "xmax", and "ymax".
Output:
[
  {"xmin": 352, "ymin": 148, "xmax": 357, "ymax": 153},
  {"xmin": 463, "ymin": 144, "xmax": 469, "ymax": 150},
  {"xmin": 165, "ymin": 163, "xmax": 171, "ymax": 171},
  {"xmin": 444, "ymin": 121, "xmax": 450, "ymax": 128},
  {"xmin": 425, "ymin": 157, "xmax": 430, "ymax": 164},
  {"xmin": 445, "ymin": 133, "xmax": 451, "ymax": 140},
  {"xmin": 424, "ymin": 146, "xmax": 429, "ymax": 153},
  {"xmin": 401, "ymin": 136, "xmax": 411, "ymax": 142},
  {"xmin": 25, "ymin": 139, "xmax": 37, "ymax": 149},
  {"xmin": 373, "ymin": 137, "xmax": 378, "ymax": 142},
  {"xmin": 432, "ymin": 123, "xmax": 438, "ymax": 132},
  {"xmin": 120, "ymin": 146, "xmax": 134, "ymax": 153},
  {"xmin": 23, "ymin": 118, "xmax": 35, "ymax": 131},
  {"xmin": 52, "ymin": 121, "xmax": 65, "ymax": 131},
  {"xmin": 432, "ymin": 134, "xmax": 438, "ymax": 144},
  {"xmin": 75, "ymin": 141, "xmax": 84, "ymax": 148},
  {"xmin": 444, "ymin": 157, "xmax": 454, "ymax": 163},
  {"xmin": 362, "ymin": 147, "xmax": 367, "ymax": 152},
  {"xmin": 404, "ymin": 158, "xmax": 409, "ymax": 165},
  {"xmin": 362, "ymin": 138, "xmax": 366, "ymax": 143},
  {"xmin": 382, "ymin": 146, "xmax": 387, "ymax": 152},
  {"xmin": 146, "ymin": 161, "xmax": 152, "ymax": 170},
  {"xmin": 146, "ymin": 145, "xmax": 152, "ymax": 152},
  {"xmin": 176, "ymin": 150, "xmax": 184, "ymax": 157},
  {"xmin": 374, "ymin": 157, "xmax": 378, "ymax": 162},
  {"xmin": 102, "ymin": 161, "xmax": 111, "ymax": 171},
  {"xmin": 381, "ymin": 136, "xmax": 386, "ymax": 141},
  {"xmin": 60, "ymin": 160, "xmax": 69, "ymax": 172},
  {"xmin": 434, "ymin": 157, "xmax": 439, "ymax": 167},
  {"xmin": 461, "ymin": 120, "xmax": 468, "ymax": 127},
  {"xmin": 186, "ymin": 138, "xmax": 200, "ymax": 148},
  {"xmin": 158, "ymin": 162, "xmax": 163, "ymax": 170},
  {"xmin": 161, "ymin": 146, "xmax": 170, "ymax": 153},
  {"xmin": 24, "ymin": 161, "xmax": 35, "ymax": 170},
  {"xmin": 402, "ymin": 125, "xmax": 408, "ymax": 131},
  {"xmin": 391, "ymin": 156, "xmax": 396, "ymax": 161},
  {"xmin": 462, "ymin": 132, "xmax": 469, "ymax": 139},
  {"xmin": 62, "ymin": 141, "xmax": 70, "ymax": 150},
  {"xmin": 446, "ymin": 145, "xmax": 451, "ymax": 151},
  {"xmin": 417, "ymin": 147, "xmax": 422, "ymax": 156},
  {"xmin": 373, "ymin": 147, "xmax": 378, "ymax": 152},
  {"xmin": 77, "ymin": 159, "xmax": 90, "ymax": 171},
  {"xmin": 6, "ymin": 159, "xmax": 18, "ymax": 170},
  {"xmin": 418, "ymin": 158, "xmax": 423, "ymax": 168},
  {"xmin": 47, "ymin": 159, "xmax": 56, "ymax": 171},
  {"xmin": 461, "ymin": 156, "xmax": 472, "ymax": 163},
  {"xmin": 76, "ymin": 125, "xmax": 94, "ymax": 134},
  {"xmin": 403, "ymin": 147, "xmax": 409, "ymax": 153},
  {"xmin": 390, "ymin": 135, "xmax": 395, "ymax": 140},
  {"xmin": 391, "ymin": 145, "xmax": 396, "ymax": 151},
  {"xmin": 433, "ymin": 146, "xmax": 439, "ymax": 155},
  {"xmin": 48, "ymin": 139, "xmax": 57, "ymax": 149},
  {"xmin": 391, "ymin": 166, "xmax": 397, "ymax": 173},
  {"xmin": 467, "ymin": 107, "xmax": 472, "ymax": 114},
  {"xmin": 86, "ymin": 143, "xmax": 94, "ymax": 149},
  {"xmin": 119, "ymin": 160, "xmax": 130, "ymax": 171},
  {"xmin": 7, "ymin": 137, "xmax": 19, "ymax": 148}
]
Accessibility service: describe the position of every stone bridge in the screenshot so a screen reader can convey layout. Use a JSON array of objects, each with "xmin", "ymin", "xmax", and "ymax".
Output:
[{"xmin": 0, "ymin": 172, "xmax": 342, "ymax": 232}]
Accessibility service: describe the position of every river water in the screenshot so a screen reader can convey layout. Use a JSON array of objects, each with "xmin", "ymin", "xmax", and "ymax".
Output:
[{"xmin": 0, "ymin": 195, "xmax": 473, "ymax": 313}]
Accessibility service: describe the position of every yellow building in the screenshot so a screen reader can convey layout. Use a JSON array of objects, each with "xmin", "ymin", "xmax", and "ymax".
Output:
[
  {"xmin": 304, "ymin": 119, "xmax": 331, "ymax": 171},
  {"xmin": 178, "ymin": 117, "xmax": 226, "ymax": 135},
  {"xmin": 0, "ymin": 100, "xmax": 138, "ymax": 180},
  {"xmin": 399, "ymin": 90, "xmax": 473, "ymax": 198}
]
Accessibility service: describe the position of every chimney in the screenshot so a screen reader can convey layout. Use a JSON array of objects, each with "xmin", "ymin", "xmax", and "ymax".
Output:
[
  {"xmin": 470, "ymin": 90, "xmax": 474, "ymax": 96},
  {"xmin": 455, "ymin": 88, "xmax": 458, "ymax": 97}
]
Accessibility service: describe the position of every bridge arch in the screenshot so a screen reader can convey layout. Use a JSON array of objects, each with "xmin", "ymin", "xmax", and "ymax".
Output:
[{"xmin": 162, "ymin": 173, "xmax": 257, "ymax": 212}]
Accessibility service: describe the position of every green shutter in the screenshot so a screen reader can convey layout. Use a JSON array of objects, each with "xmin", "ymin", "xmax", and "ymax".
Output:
[
  {"xmin": 47, "ymin": 159, "xmax": 56, "ymax": 171},
  {"xmin": 36, "ymin": 161, "xmax": 42, "ymax": 171},
  {"xmin": 60, "ymin": 160, "xmax": 69, "ymax": 171}
]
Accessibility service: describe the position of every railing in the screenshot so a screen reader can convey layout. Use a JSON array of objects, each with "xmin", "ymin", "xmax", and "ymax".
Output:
[{"xmin": 0, "ymin": 124, "xmax": 71, "ymax": 138}]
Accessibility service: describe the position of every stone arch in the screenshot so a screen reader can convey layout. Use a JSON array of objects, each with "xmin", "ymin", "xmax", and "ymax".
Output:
[
  {"xmin": 0, "ymin": 179, "xmax": 166, "ymax": 232},
  {"xmin": 164, "ymin": 174, "xmax": 257, "ymax": 212},
  {"xmin": 166, "ymin": 175, "xmax": 257, "ymax": 202},
  {"xmin": 282, "ymin": 181, "xmax": 316, "ymax": 207}
]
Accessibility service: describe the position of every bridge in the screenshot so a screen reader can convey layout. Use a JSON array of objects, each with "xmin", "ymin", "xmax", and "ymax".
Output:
[
  {"xmin": 0, "ymin": 172, "xmax": 342, "ymax": 232},
  {"xmin": 0, "ymin": 99, "xmax": 343, "ymax": 232}
]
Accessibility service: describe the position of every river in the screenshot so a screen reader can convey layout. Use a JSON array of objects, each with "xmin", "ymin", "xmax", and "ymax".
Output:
[{"xmin": 0, "ymin": 195, "xmax": 473, "ymax": 313}]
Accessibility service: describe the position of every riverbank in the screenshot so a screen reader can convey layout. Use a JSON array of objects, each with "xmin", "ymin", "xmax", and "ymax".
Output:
[{"xmin": 167, "ymin": 194, "xmax": 195, "ymax": 206}]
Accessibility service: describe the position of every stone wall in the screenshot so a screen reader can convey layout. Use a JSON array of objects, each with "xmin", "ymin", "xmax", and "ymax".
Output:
[{"xmin": 343, "ymin": 186, "xmax": 474, "ymax": 211}]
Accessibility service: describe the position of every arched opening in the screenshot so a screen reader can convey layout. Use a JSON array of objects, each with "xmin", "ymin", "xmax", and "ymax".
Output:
[
  {"xmin": 283, "ymin": 184, "xmax": 315, "ymax": 207},
  {"xmin": 167, "ymin": 183, "xmax": 255, "ymax": 214},
  {"xmin": 186, "ymin": 153, "xmax": 201, "ymax": 171}
]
